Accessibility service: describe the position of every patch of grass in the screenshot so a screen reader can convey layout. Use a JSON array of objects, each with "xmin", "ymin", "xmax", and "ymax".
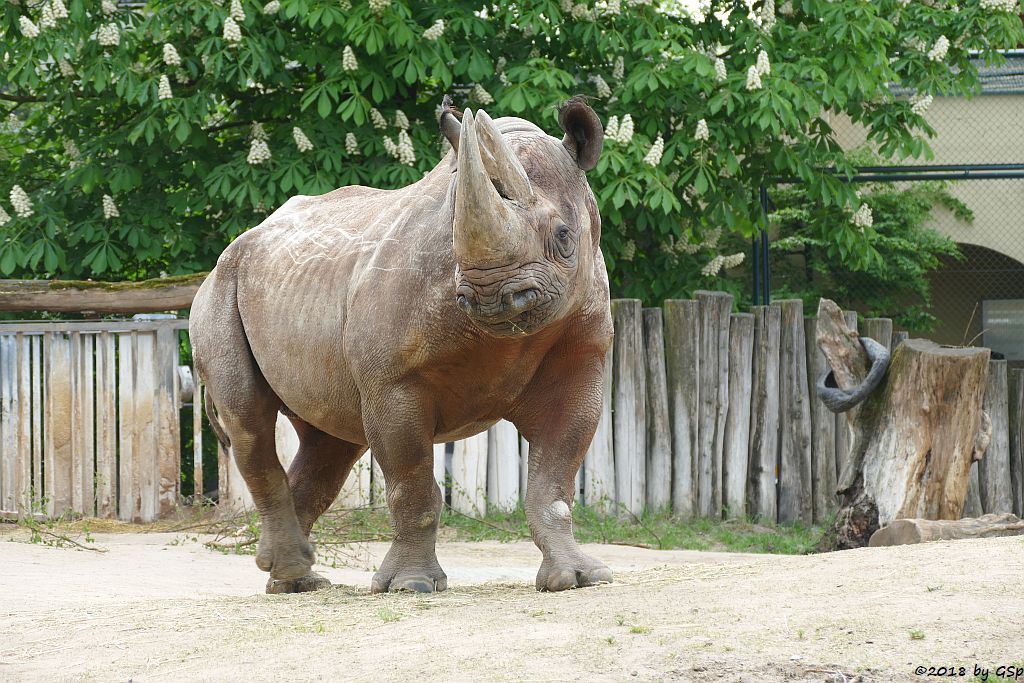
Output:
[
  {"xmin": 909, "ymin": 629, "xmax": 925, "ymax": 640},
  {"xmin": 629, "ymin": 625, "xmax": 652, "ymax": 635},
  {"xmin": 438, "ymin": 503, "xmax": 825, "ymax": 554},
  {"xmin": 376, "ymin": 607, "xmax": 401, "ymax": 623}
]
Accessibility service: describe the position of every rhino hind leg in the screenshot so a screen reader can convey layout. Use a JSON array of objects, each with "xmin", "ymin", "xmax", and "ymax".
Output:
[{"xmin": 191, "ymin": 269, "xmax": 314, "ymax": 585}]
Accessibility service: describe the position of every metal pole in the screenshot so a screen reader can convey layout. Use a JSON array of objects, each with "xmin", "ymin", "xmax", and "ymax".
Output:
[{"xmin": 752, "ymin": 234, "xmax": 761, "ymax": 306}]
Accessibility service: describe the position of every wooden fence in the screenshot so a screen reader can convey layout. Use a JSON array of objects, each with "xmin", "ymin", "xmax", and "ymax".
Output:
[
  {"xmin": 0, "ymin": 318, "xmax": 187, "ymax": 522},
  {"xmin": 4, "ymin": 300, "xmax": 1022, "ymax": 524}
]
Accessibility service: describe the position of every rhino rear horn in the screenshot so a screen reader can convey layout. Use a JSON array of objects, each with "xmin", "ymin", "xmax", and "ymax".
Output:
[{"xmin": 558, "ymin": 96, "xmax": 604, "ymax": 171}]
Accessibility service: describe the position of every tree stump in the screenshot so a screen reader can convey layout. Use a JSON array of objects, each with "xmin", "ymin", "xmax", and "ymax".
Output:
[{"xmin": 814, "ymin": 299, "xmax": 991, "ymax": 550}]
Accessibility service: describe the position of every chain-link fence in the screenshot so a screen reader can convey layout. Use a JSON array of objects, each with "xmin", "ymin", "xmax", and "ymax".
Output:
[{"xmin": 746, "ymin": 52, "xmax": 1024, "ymax": 364}]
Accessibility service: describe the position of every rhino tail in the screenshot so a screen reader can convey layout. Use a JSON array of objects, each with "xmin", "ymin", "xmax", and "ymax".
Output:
[{"xmin": 204, "ymin": 386, "xmax": 232, "ymax": 451}]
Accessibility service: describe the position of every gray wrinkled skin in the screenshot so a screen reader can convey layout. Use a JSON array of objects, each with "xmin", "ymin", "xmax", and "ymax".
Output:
[{"xmin": 189, "ymin": 100, "xmax": 613, "ymax": 594}]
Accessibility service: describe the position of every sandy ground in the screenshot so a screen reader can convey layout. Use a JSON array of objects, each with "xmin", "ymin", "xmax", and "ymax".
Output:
[{"xmin": 0, "ymin": 530, "xmax": 1021, "ymax": 683}]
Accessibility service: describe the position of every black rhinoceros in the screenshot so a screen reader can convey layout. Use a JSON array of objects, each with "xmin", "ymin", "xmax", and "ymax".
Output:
[{"xmin": 189, "ymin": 97, "xmax": 613, "ymax": 594}]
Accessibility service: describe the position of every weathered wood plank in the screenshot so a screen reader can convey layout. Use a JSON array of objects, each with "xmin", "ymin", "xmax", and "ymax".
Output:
[
  {"xmin": 69, "ymin": 332, "xmax": 84, "ymax": 514},
  {"xmin": 487, "ymin": 419, "xmax": 520, "ymax": 513},
  {"xmin": 15, "ymin": 334, "xmax": 32, "ymax": 514},
  {"xmin": 155, "ymin": 328, "xmax": 180, "ymax": 517},
  {"xmin": 979, "ymin": 360, "xmax": 1013, "ymax": 514},
  {"xmin": 642, "ymin": 308, "xmax": 672, "ymax": 512},
  {"xmin": 664, "ymin": 299, "xmax": 700, "ymax": 519},
  {"xmin": 805, "ymin": 316, "xmax": 837, "ymax": 523},
  {"xmin": 94, "ymin": 332, "xmax": 116, "ymax": 518},
  {"xmin": 695, "ymin": 291, "xmax": 732, "ymax": 518},
  {"xmin": 134, "ymin": 332, "xmax": 160, "ymax": 522},
  {"xmin": 964, "ymin": 463, "xmax": 984, "ymax": 518},
  {"xmin": 584, "ymin": 348, "xmax": 614, "ymax": 512},
  {"xmin": 1010, "ymin": 369, "xmax": 1024, "ymax": 517},
  {"xmin": 747, "ymin": 305, "xmax": 780, "ymax": 521},
  {"xmin": 76, "ymin": 333, "xmax": 96, "ymax": 516},
  {"xmin": 612, "ymin": 299, "xmax": 646, "ymax": 516},
  {"xmin": 44, "ymin": 332, "xmax": 74, "ymax": 517},
  {"xmin": 777, "ymin": 299, "xmax": 813, "ymax": 524},
  {"xmin": 31, "ymin": 335, "xmax": 42, "ymax": 513},
  {"xmin": 0, "ymin": 272, "xmax": 207, "ymax": 314},
  {"xmin": 862, "ymin": 317, "xmax": 893, "ymax": 352},
  {"xmin": 118, "ymin": 333, "xmax": 139, "ymax": 520},
  {"xmin": 722, "ymin": 313, "xmax": 753, "ymax": 519},
  {"xmin": 451, "ymin": 432, "xmax": 488, "ymax": 515},
  {"xmin": 192, "ymin": 377, "xmax": 204, "ymax": 501},
  {"xmin": 0, "ymin": 335, "xmax": 16, "ymax": 512},
  {"xmin": 834, "ymin": 311, "xmax": 859, "ymax": 486}
]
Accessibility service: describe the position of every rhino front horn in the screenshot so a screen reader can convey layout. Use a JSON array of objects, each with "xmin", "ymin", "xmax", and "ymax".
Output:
[{"xmin": 453, "ymin": 109, "xmax": 526, "ymax": 267}]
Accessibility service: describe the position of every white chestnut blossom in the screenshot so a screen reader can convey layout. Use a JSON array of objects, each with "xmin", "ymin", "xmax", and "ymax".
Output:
[
  {"xmin": 496, "ymin": 56, "xmax": 507, "ymax": 72},
  {"xmin": 98, "ymin": 22, "xmax": 120, "ymax": 46},
  {"xmin": 702, "ymin": 227, "xmax": 722, "ymax": 249},
  {"xmin": 230, "ymin": 0, "xmax": 246, "ymax": 21},
  {"xmin": 980, "ymin": 0, "xmax": 1017, "ymax": 10},
  {"xmin": 721, "ymin": 252, "xmax": 745, "ymax": 269},
  {"xmin": 158, "ymin": 74, "xmax": 173, "ymax": 100},
  {"xmin": 58, "ymin": 59, "xmax": 75, "ymax": 77},
  {"xmin": 927, "ymin": 35, "xmax": 949, "ymax": 62},
  {"xmin": 369, "ymin": 107, "xmax": 387, "ymax": 129},
  {"xmin": 19, "ymin": 16, "xmax": 40, "ymax": 38},
  {"xmin": 10, "ymin": 185, "xmax": 33, "ymax": 218},
  {"xmin": 292, "ymin": 126, "xmax": 313, "ymax": 152},
  {"xmin": 51, "ymin": 0, "xmax": 69, "ymax": 19},
  {"xmin": 101, "ymin": 0, "xmax": 117, "ymax": 15},
  {"xmin": 616, "ymin": 113, "xmax": 634, "ymax": 144},
  {"xmin": 746, "ymin": 65, "xmax": 762, "ymax": 91},
  {"xmin": 852, "ymin": 203, "xmax": 873, "ymax": 230},
  {"xmin": 604, "ymin": 0, "xmax": 622, "ymax": 14},
  {"xmin": 621, "ymin": 240, "xmax": 636, "ymax": 261},
  {"xmin": 643, "ymin": 134, "xmax": 664, "ymax": 166},
  {"xmin": 713, "ymin": 57, "xmax": 727, "ymax": 82},
  {"xmin": 223, "ymin": 17, "xmax": 242, "ymax": 43},
  {"xmin": 560, "ymin": 0, "xmax": 573, "ymax": 12},
  {"xmin": 0, "ymin": 206, "xmax": 10, "ymax": 226},
  {"xmin": 778, "ymin": 0, "xmax": 793, "ymax": 15},
  {"xmin": 613, "ymin": 55, "xmax": 624, "ymax": 80},
  {"xmin": 499, "ymin": 73, "xmax": 511, "ymax": 86},
  {"xmin": 394, "ymin": 110, "xmax": 410, "ymax": 129},
  {"xmin": 572, "ymin": 3, "xmax": 593, "ymax": 19},
  {"xmin": 605, "ymin": 115, "xmax": 620, "ymax": 141},
  {"xmin": 342, "ymin": 45, "xmax": 358, "ymax": 71},
  {"xmin": 423, "ymin": 19, "xmax": 445, "ymax": 41},
  {"xmin": 64, "ymin": 139, "xmax": 80, "ymax": 160},
  {"xmin": 263, "ymin": 0, "xmax": 281, "ymax": 14},
  {"xmin": 397, "ymin": 129, "xmax": 416, "ymax": 166},
  {"xmin": 756, "ymin": 49, "xmax": 771, "ymax": 76},
  {"xmin": 40, "ymin": 4, "xmax": 57, "ymax": 29},
  {"xmin": 694, "ymin": 118, "xmax": 709, "ymax": 141},
  {"xmin": 102, "ymin": 194, "xmax": 119, "ymax": 219},
  {"xmin": 590, "ymin": 74, "xmax": 612, "ymax": 98},
  {"xmin": 472, "ymin": 83, "xmax": 494, "ymax": 105},
  {"xmin": 163, "ymin": 43, "xmax": 181, "ymax": 66},
  {"xmin": 345, "ymin": 132, "xmax": 360, "ymax": 155},
  {"xmin": 701, "ymin": 255, "xmax": 725, "ymax": 277},
  {"xmin": 910, "ymin": 92, "xmax": 933, "ymax": 115},
  {"xmin": 760, "ymin": 0, "xmax": 776, "ymax": 30},
  {"xmin": 247, "ymin": 139, "xmax": 271, "ymax": 165},
  {"xmin": 382, "ymin": 136, "xmax": 398, "ymax": 157},
  {"xmin": 368, "ymin": 0, "xmax": 390, "ymax": 13}
]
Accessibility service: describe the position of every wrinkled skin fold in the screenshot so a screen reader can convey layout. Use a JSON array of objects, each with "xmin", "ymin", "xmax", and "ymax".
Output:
[{"xmin": 189, "ymin": 98, "xmax": 613, "ymax": 594}]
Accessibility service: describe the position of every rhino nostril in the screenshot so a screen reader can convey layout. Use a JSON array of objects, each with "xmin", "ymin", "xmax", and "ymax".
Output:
[{"xmin": 508, "ymin": 288, "xmax": 541, "ymax": 313}]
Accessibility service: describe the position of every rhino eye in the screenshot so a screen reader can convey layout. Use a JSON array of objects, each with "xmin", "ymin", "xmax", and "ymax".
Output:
[{"xmin": 557, "ymin": 226, "xmax": 570, "ymax": 242}]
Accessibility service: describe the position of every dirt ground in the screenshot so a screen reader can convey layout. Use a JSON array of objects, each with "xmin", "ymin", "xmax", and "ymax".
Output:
[{"xmin": 0, "ymin": 529, "xmax": 1021, "ymax": 683}]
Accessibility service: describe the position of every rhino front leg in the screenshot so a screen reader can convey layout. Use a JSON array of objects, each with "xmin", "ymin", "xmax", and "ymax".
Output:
[
  {"xmin": 515, "ymin": 353, "xmax": 612, "ymax": 592},
  {"xmin": 364, "ymin": 398, "xmax": 446, "ymax": 594}
]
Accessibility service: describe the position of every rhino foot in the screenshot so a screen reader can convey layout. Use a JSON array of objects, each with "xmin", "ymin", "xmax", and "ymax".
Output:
[
  {"xmin": 536, "ymin": 553, "xmax": 613, "ymax": 592},
  {"xmin": 255, "ymin": 533, "xmax": 315, "ymax": 582},
  {"xmin": 371, "ymin": 568, "xmax": 448, "ymax": 594},
  {"xmin": 266, "ymin": 571, "xmax": 332, "ymax": 595}
]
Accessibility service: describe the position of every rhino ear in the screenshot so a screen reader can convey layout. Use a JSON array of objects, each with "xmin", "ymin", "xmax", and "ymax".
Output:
[
  {"xmin": 440, "ymin": 94, "xmax": 462, "ymax": 153},
  {"xmin": 558, "ymin": 96, "xmax": 603, "ymax": 171}
]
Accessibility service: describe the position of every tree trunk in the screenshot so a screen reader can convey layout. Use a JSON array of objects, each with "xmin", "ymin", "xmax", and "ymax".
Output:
[
  {"xmin": 815, "ymin": 299, "xmax": 991, "ymax": 550},
  {"xmin": 0, "ymin": 273, "xmax": 207, "ymax": 313},
  {"xmin": 869, "ymin": 513, "xmax": 1024, "ymax": 546}
]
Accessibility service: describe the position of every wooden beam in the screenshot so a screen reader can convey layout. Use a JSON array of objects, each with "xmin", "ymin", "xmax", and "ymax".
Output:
[{"xmin": 0, "ymin": 273, "xmax": 208, "ymax": 313}]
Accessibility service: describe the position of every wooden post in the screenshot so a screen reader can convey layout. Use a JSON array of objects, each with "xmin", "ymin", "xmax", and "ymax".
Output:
[
  {"xmin": 777, "ymin": 299, "xmax": 813, "ymax": 524},
  {"xmin": 816, "ymin": 299, "xmax": 991, "ymax": 548},
  {"xmin": 805, "ymin": 316, "xmax": 837, "ymax": 523},
  {"xmin": 31, "ymin": 335, "xmax": 42, "ymax": 514},
  {"xmin": 451, "ymin": 432, "xmax": 488, "ymax": 516},
  {"xmin": 747, "ymin": 305, "xmax": 780, "ymax": 521},
  {"xmin": 979, "ymin": 360, "xmax": 1013, "ymax": 514},
  {"xmin": 862, "ymin": 318, "xmax": 893, "ymax": 352},
  {"xmin": 15, "ymin": 334, "xmax": 32, "ymax": 516},
  {"xmin": 664, "ymin": 299, "xmax": 700, "ymax": 519},
  {"xmin": 487, "ymin": 419, "xmax": 520, "ymax": 512},
  {"xmin": 46, "ymin": 332, "xmax": 74, "ymax": 518},
  {"xmin": 834, "ymin": 311, "xmax": 859, "ymax": 486},
  {"xmin": 694, "ymin": 291, "xmax": 732, "ymax": 518},
  {"xmin": 1010, "ymin": 369, "xmax": 1024, "ymax": 517},
  {"xmin": 643, "ymin": 308, "xmax": 672, "ymax": 512},
  {"xmin": 0, "ymin": 336, "xmax": 15, "ymax": 512},
  {"xmin": 192, "ymin": 377, "xmax": 204, "ymax": 501},
  {"xmin": 584, "ymin": 348, "xmax": 614, "ymax": 512},
  {"xmin": 723, "ymin": 313, "xmax": 753, "ymax": 518},
  {"xmin": 611, "ymin": 299, "xmax": 646, "ymax": 516},
  {"xmin": 892, "ymin": 330, "xmax": 909, "ymax": 348},
  {"xmin": 155, "ymin": 328, "xmax": 180, "ymax": 517}
]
